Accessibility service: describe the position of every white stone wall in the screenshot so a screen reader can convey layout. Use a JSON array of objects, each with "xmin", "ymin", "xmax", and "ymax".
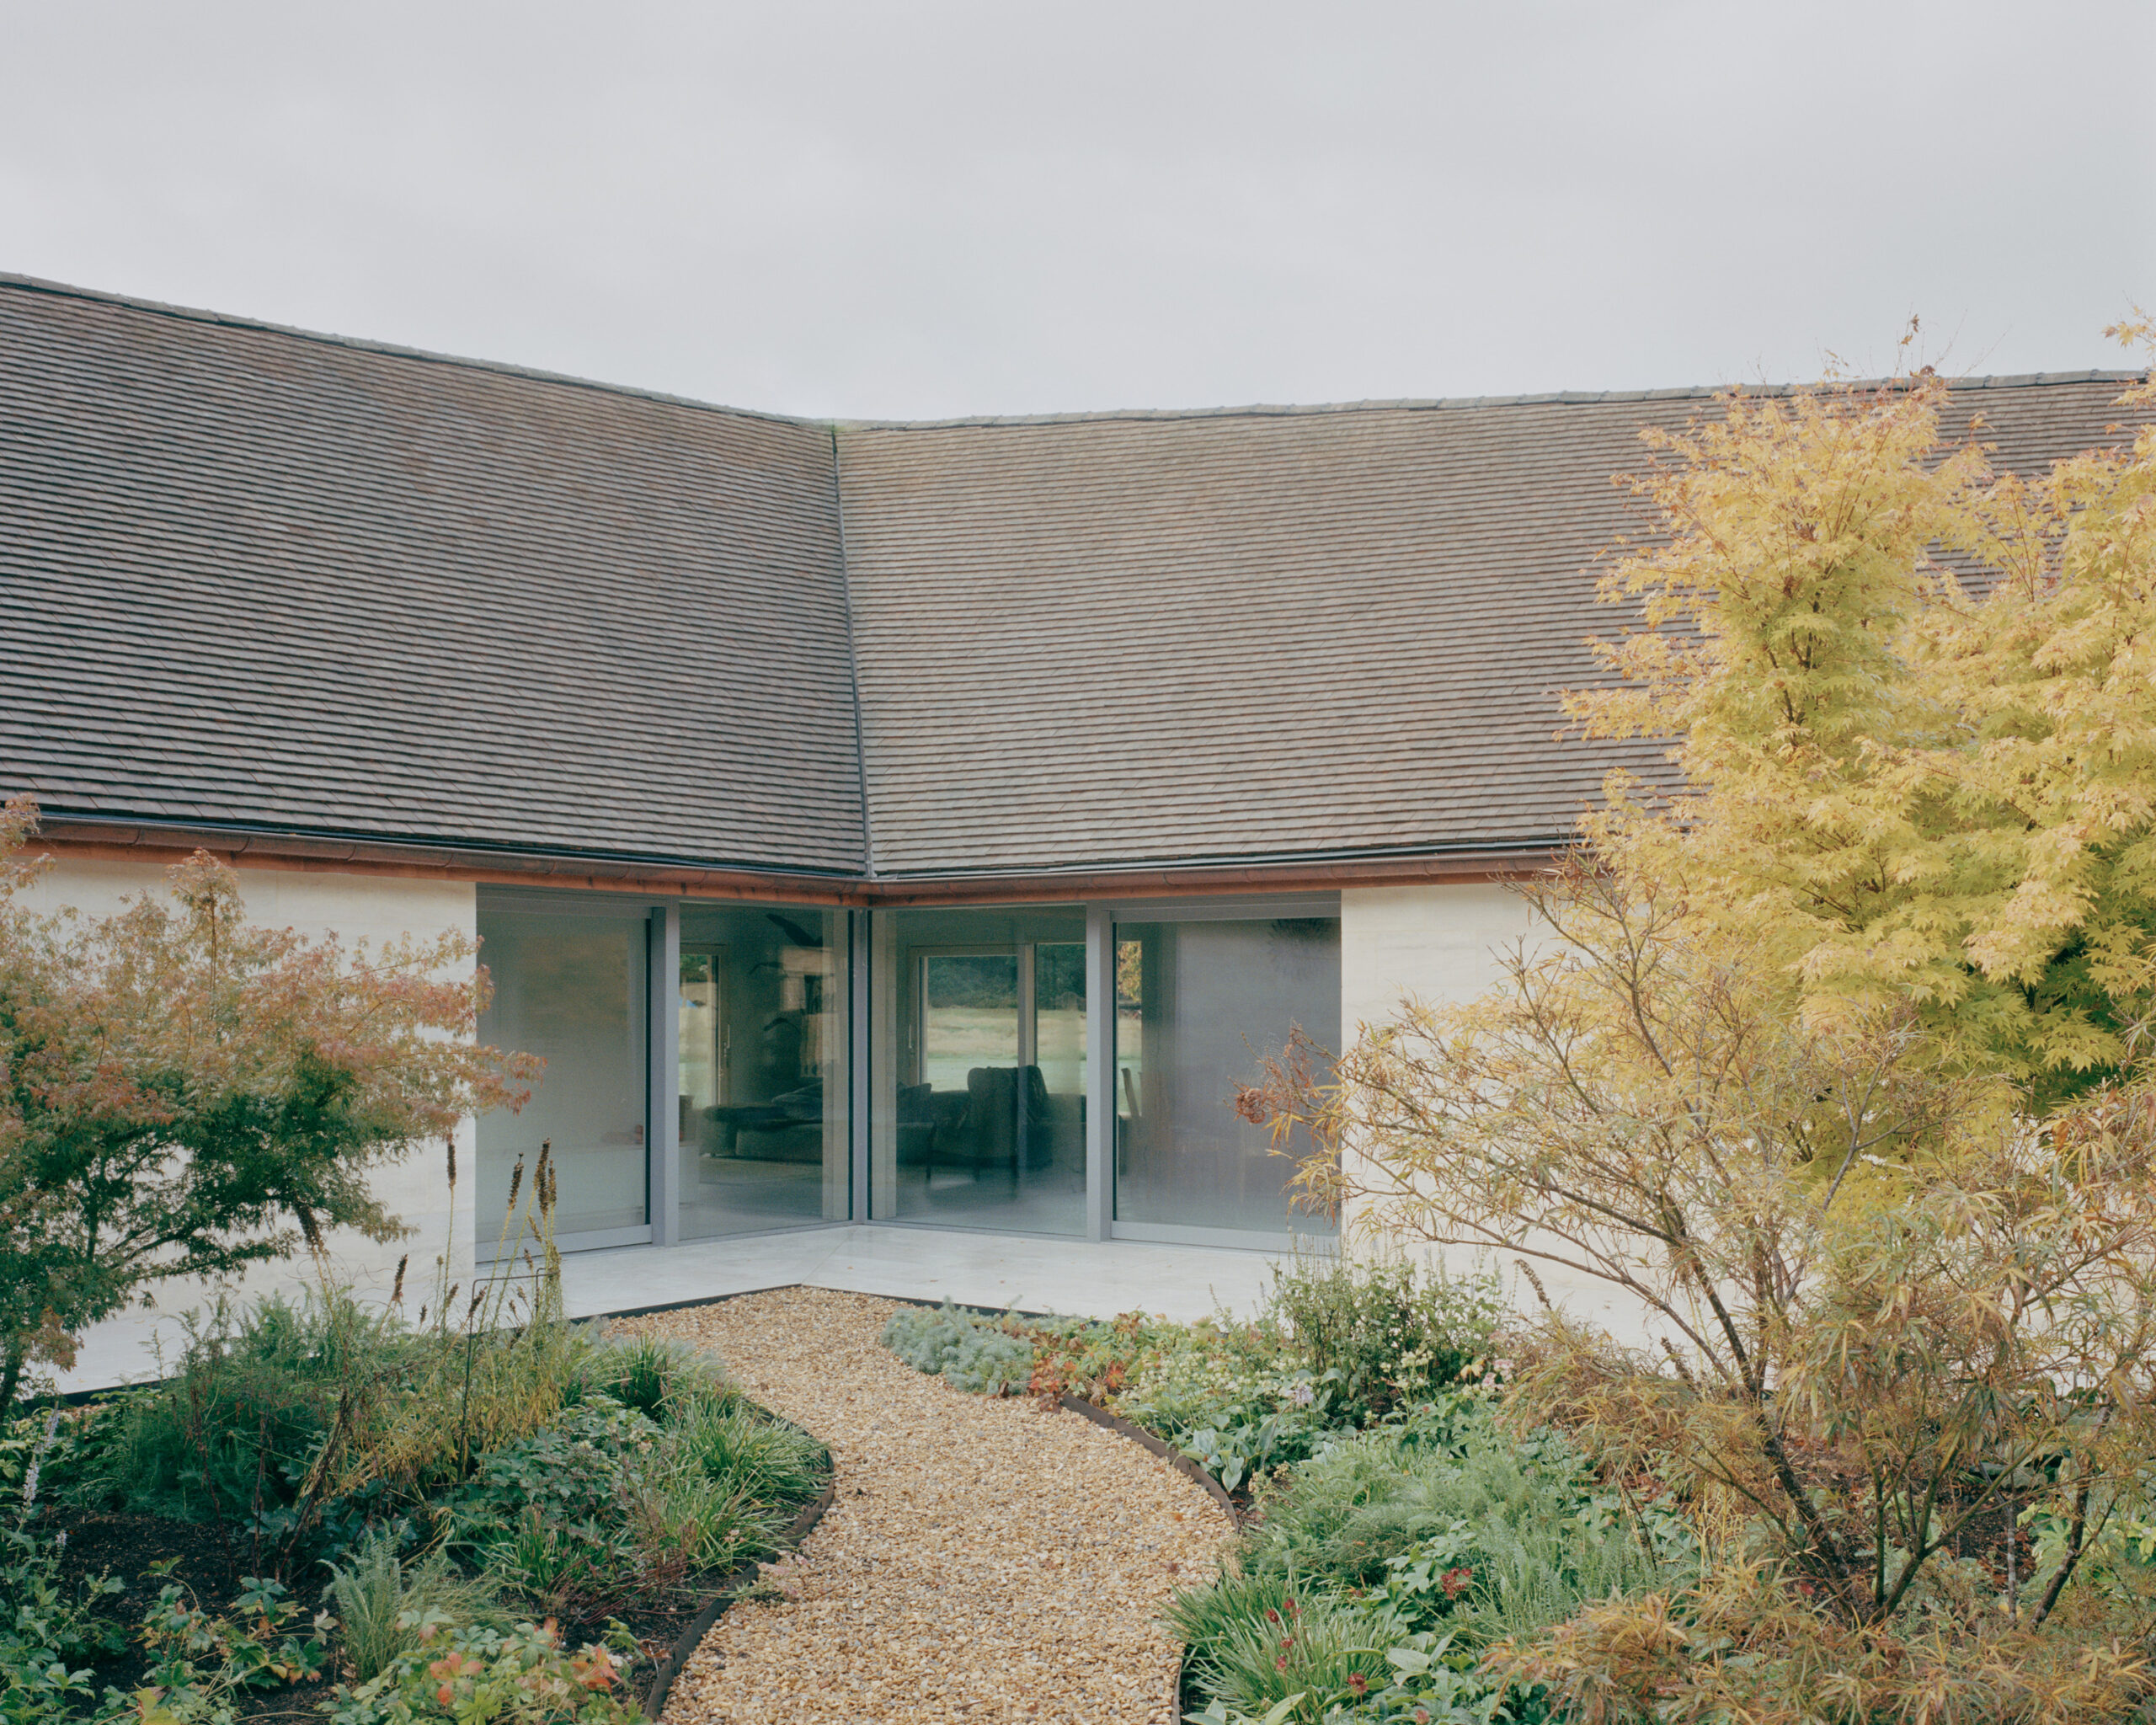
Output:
[
  {"xmin": 23, "ymin": 854, "xmax": 478, "ymax": 1391},
  {"xmin": 1338, "ymin": 881, "xmax": 1656, "ymax": 1348},
  {"xmin": 1341, "ymin": 882, "xmax": 1534, "ymax": 1033}
]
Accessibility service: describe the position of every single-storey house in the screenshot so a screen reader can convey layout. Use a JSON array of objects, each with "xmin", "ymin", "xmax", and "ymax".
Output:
[{"xmin": 2, "ymin": 273, "xmax": 2137, "ymax": 1343}]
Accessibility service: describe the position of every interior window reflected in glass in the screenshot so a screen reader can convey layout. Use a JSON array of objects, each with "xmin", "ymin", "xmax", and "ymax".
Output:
[
  {"xmin": 870, "ymin": 905, "xmax": 1086, "ymax": 1236},
  {"xmin": 677, "ymin": 905, "xmax": 849, "ymax": 1240},
  {"xmin": 1114, "ymin": 916, "xmax": 1340, "ymax": 1236}
]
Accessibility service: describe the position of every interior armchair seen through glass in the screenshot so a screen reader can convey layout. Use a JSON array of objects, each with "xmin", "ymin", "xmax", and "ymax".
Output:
[{"xmin": 870, "ymin": 905, "xmax": 1088, "ymax": 1236}]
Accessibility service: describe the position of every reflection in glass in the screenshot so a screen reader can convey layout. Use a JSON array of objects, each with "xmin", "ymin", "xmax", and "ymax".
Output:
[
  {"xmin": 477, "ymin": 910, "xmax": 649, "ymax": 1242},
  {"xmin": 870, "ymin": 906, "xmax": 1086, "ymax": 1236},
  {"xmin": 1115, "ymin": 917, "xmax": 1341, "ymax": 1236},
  {"xmin": 678, "ymin": 905, "xmax": 849, "ymax": 1239}
]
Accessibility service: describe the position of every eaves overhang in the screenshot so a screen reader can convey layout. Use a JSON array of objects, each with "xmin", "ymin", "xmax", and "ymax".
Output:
[{"xmin": 29, "ymin": 810, "xmax": 1566, "ymax": 905}]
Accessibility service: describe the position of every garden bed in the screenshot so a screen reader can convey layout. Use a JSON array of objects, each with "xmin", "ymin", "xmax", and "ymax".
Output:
[
  {"xmin": 3, "ymin": 1284, "xmax": 833, "ymax": 1725},
  {"xmin": 38, "ymin": 1461, "xmax": 838, "ymax": 1724}
]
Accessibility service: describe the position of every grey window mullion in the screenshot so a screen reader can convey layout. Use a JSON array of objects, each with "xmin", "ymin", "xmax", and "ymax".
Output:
[
  {"xmin": 1085, "ymin": 902, "xmax": 1113, "ymax": 1241},
  {"xmin": 648, "ymin": 905, "xmax": 681, "ymax": 1247}
]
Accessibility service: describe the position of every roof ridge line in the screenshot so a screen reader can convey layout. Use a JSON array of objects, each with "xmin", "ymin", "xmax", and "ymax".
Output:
[
  {"xmin": 829, "ymin": 425, "xmax": 876, "ymax": 880},
  {"xmin": 830, "ymin": 370, "xmax": 2148, "ymax": 433},
  {"xmin": 0, "ymin": 270, "xmax": 820, "ymax": 433},
  {"xmin": 4, "ymin": 272, "xmax": 2137, "ymax": 435}
]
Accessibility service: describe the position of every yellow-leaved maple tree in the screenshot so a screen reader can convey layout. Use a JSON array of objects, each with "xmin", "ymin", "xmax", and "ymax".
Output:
[
  {"xmin": 1579, "ymin": 334, "xmax": 2156, "ymax": 1102},
  {"xmin": 1251, "ymin": 329, "xmax": 2156, "ymax": 1716}
]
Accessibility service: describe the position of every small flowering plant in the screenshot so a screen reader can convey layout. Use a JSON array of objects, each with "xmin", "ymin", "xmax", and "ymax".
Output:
[{"xmin": 1, "ymin": 1408, "xmax": 125, "ymax": 1722}]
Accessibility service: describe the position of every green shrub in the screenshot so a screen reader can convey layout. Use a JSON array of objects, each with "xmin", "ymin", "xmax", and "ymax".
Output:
[
  {"xmin": 449, "ymin": 1390, "xmax": 824, "ymax": 1623},
  {"xmin": 1171, "ymin": 1404, "xmax": 1690, "ymax": 1724},
  {"xmin": 447, "ymin": 1400, "xmax": 668, "ymax": 1621},
  {"xmin": 453, "ymin": 1401, "xmax": 663, "ymax": 1533},
  {"xmin": 879, "ymin": 1303, "xmax": 1033, "ymax": 1396},
  {"xmin": 1263, "ymin": 1256, "xmax": 1502, "ymax": 1424}
]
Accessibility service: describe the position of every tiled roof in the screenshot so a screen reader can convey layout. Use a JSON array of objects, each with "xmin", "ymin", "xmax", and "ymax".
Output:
[
  {"xmin": 0, "ymin": 277, "xmax": 866, "ymax": 873},
  {"xmin": 0, "ymin": 275, "xmax": 2139, "ymax": 879},
  {"xmin": 836, "ymin": 374, "xmax": 2140, "ymax": 874}
]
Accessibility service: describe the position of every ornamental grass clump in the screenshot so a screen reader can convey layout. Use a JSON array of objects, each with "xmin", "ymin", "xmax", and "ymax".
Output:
[
  {"xmin": 323, "ymin": 1533, "xmax": 506, "ymax": 1684},
  {"xmin": 97, "ymin": 1286, "xmax": 415, "ymax": 1530},
  {"xmin": 671, "ymin": 1399, "xmax": 828, "ymax": 1507}
]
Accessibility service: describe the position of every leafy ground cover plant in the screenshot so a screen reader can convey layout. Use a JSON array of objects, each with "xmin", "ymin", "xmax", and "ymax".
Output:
[
  {"xmin": 320, "ymin": 1621, "xmax": 639, "ymax": 1725},
  {"xmin": 1168, "ymin": 1400, "xmax": 1691, "ymax": 1725},
  {"xmin": 3, "ymin": 1413, "xmax": 125, "ymax": 1725},
  {"xmin": 440, "ymin": 1386, "xmax": 819, "ymax": 1626},
  {"xmin": 878, "ymin": 1303, "xmax": 1035, "ymax": 1395},
  {"xmin": 878, "ymin": 1258, "xmax": 1504, "ymax": 1495}
]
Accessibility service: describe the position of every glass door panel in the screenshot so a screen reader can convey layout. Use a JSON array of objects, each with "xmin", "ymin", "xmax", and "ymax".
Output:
[
  {"xmin": 1114, "ymin": 917, "xmax": 1340, "ymax": 1236},
  {"xmin": 921, "ymin": 953, "xmax": 1020, "ymax": 1090},
  {"xmin": 1034, "ymin": 943, "xmax": 1086, "ymax": 1100},
  {"xmin": 677, "ymin": 947, "xmax": 728, "ymax": 1154},
  {"xmin": 677, "ymin": 907, "xmax": 850, "ymax": 1240},
  {"xmin": 872, "ymin": 907, "xmax": 1086, "ymax": 1236},
  {"xmin": 475, "ymin": 909, "xmax": 649, "ymax": 1245}
]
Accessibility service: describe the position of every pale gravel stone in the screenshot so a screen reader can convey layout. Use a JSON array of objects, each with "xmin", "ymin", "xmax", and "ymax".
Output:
[{"xmin": 616, "ymin": 1286, "xmax": 1230, "ymax": 1725}]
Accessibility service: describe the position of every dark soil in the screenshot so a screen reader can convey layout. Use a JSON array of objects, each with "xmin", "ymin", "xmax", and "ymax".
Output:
[{"xmin": 47, "ymin": 1507, "xmax": 336, "ymax": 1723}]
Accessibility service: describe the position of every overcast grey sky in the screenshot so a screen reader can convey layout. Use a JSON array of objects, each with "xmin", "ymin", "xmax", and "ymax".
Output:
[{"xmin": 1, "ymin": 3, "xmax": 2148, "ymax": 419}]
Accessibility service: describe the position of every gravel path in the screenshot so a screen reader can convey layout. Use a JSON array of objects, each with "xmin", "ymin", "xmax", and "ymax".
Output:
[{"xmin": 619, "ymin": 1287, "xmax": 1230, "ymax": 1725}]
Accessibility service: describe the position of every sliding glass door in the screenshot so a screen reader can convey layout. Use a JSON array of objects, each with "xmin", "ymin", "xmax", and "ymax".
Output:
[
  {"xmin": 475, "ymin": 889, "xmax": 848, "ymax": 1255},
  {"xmin": 675, "ymin": 905, "xmax": 849, "ymax": 1239},
  {"xmin": 1112, "ymin": 914, "xmax": 1340, "ymax": 1241},
  {"xmin": 475, "ymin": 884, "xmax": 1340, "ymax": 1252},
  {"xmin": 475, "ymin": 905, "xmax": 652, "ymax": 1250}
]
